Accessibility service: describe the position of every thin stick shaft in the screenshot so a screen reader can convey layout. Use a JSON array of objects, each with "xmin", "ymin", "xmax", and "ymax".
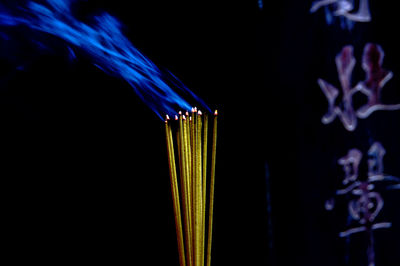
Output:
[
  {"xmin": 206, "ymin": 112, "xmax": 218, "ymax": 266},
  {"xmin": 165, "ymin": 121, "xmax": 186, "ymax": 266},
  {"xmin": 190, "ymin": 112, "xmax": 199, "ymax": 266},
  {"xmin": 184, "ymin": 116, "xmax": 193, "ymax": 265},
  {"xmin": 202, "ymin": 114, "xmax": 208, "ymax": 266},
  {"xmin": 196, "ymin": 113, "xmax": 203, "ymax": 266},
  {"xmin": 183, "ymin": 117, "xmax": 193, "ymax": 266},
  {"xmin": 180, "ymin": 116, "xmax": 193, "ymax": 266}
]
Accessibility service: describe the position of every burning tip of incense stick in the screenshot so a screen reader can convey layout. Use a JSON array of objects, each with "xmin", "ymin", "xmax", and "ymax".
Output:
[
  {"xmin": 166, "ymin": 114, "xmax": 170, "ymax": 120},
  {"xmin": 198, "ymin": 110, "xmax": 203, "ymax": 115},
  {"xmin": 183, "ymin": 115, "xmax": 186, "ymax": 120},
  {"xmin": 178, "ymin": 111, "xmax": 182, "ymax": 115},
  {"xmin": 214, "ymin": 110, "xmax": 218, "ymax": 116},
  {"xmin": 175, "ymin": 115, "xmax": 179, "ymax": 120}
]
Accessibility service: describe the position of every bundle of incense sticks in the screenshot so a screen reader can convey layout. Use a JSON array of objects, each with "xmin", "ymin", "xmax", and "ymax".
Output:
[{"xmin": 165, "ymin": 108, "xmax": 218, "ymax": 266}]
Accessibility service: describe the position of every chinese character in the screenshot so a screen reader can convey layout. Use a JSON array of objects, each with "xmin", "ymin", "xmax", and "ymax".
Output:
[
  {"xmin": 310, "ymin": 0, "xmax": 371, "ymax": 25},
  {"xmin": 326, "ymin": 142, "xmax": 399, "ymax": 266},
  {"xmin": 318, "ymin": 44, "xmax": 400, "ymax": 131}
]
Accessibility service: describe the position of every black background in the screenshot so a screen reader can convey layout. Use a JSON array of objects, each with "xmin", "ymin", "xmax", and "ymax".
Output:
[{"xmin": 1, "ymin": 0, "xmax": 399, "ymax": 265}]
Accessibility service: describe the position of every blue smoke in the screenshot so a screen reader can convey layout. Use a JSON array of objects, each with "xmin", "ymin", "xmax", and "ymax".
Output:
[{"xmin": 0, "ymin": 0, "xmax": 209, "ymax": 119}]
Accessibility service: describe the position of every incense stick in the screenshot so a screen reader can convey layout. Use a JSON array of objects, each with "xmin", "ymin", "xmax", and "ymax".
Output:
[
  {"xmin": 164, "ymin": 109, "xmax": 218, "ymax": 266},
  {"xmin": 202, "ymin": 112, "xmax": 208, "ymax": 266},
  {"xmin": 196, "ymin": 110, "xmax": 202, "ymax": 266},
  {"xmin": 184, "ymin": 113, "xmax": 194, "ymax": 266},
  {"xmin": 165, "ymin": 116, "xmax": 186, "ymax": 266},
  {"xmin": 179, "ymin": 114, "xmax": 193, "ymax": 266},
  {"xmin": 206, "ymin": 110, "xmax": 218, "ymax": 266}
]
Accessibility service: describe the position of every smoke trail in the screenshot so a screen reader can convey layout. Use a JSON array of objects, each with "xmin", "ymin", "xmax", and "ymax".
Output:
[{"xmin": 0, "ymin": 0, "xmax": 209, "ymax": 119}]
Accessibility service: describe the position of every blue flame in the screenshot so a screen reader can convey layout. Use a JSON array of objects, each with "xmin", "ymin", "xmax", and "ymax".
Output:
[{"xmin": 0, "ymin": 0, "xmax": 209, "ymax": 118}]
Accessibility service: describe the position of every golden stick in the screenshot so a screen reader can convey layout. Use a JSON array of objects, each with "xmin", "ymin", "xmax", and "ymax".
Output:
[
  {"xmin": 200, "ymin": 112, "xmax": 208, "ymax": 266},
  {"xmin": 193, "ymin": 107, "xmax": 201, "ymax": 266},
  {"xmin": 165, "ymin": 117, "xmax": 186, "ymax": 266},
  {"xmin": 196, "ymin": 110, "xmax": 203, "ymax": 266},
  {"xmin": 206, "ymin": 110, "xmax": 218, "ymax": 266},
  {"xmin": 179, "ymin": 113, "xmax": 194, "ymax": 266},
  {"xmin": 190, "ymin": 108, "xmax": 198, "ymax": 266},
  {"xmin": 184, "ymin": 112, "xmax": 194, "ymax": 266}
]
